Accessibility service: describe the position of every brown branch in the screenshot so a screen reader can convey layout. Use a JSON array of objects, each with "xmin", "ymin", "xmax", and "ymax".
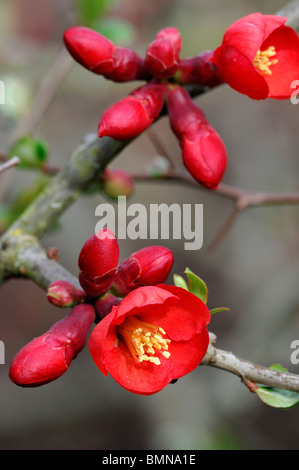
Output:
[{"xmin": 202, "ymin": 334, "xmax": 299, "ymax": 393}]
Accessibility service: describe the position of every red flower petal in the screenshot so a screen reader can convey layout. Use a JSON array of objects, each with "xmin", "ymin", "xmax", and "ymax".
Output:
[
  {"xmin": 139, "ymin": 284, "xmax": 210, "ymax": 342},
  {"xmin": 213, "ymin": 44, "xmax": 269, "ymax": 99},
  {"xmin": 102, "ymin": 338, "xmax": 175, "ymax": 395},
  {"xmin": 221, "ymin": 13, "xmax": 286, "ymax": 60},
  {"xmin": 167, "ymin": 328, "xmax": 210, "ymax": 380},
  {"xmin": 262, "ymin": 25, "xmax": 299, "ymax": 98}
]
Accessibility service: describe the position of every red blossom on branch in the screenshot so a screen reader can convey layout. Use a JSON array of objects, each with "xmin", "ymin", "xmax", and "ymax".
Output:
[
  {"xmin": 63, "ymin": 25, "xmax": 225, "ymax": 189},
  {"xmin": 63, "ymin": 15, "xmax": 299, "ymax": 188},
  {"xmin": 88, "ymin": 284, "xmax": 211, "ymax": 395},
  {"xmin": 212, "ymin": 13, "xmax": 299, "ymax": 100}
]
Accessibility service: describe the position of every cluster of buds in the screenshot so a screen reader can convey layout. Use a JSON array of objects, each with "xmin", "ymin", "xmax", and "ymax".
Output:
[
  {"xmin": 9, "ymin": 230, "xmax": 174, "ymax": 388},
  {"xmin": 64, "ymin": 14, "xmax": 299, "ymax": 189},
  {"xmin": 76, "ymin": 229, "xmax": 174, "ymax": 303},
  {"xmin": 64, "ymin": 25, "xmax": 226, "ymax": 189}
]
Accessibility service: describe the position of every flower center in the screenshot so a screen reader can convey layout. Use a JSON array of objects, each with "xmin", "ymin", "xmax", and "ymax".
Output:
[
  {"xmin": 117, "ymin": 316, "xmax": 171, "ymax": 365},
  {"xmin": 253, "ymin": 46, "xmax": 278, "ymax": 75}
]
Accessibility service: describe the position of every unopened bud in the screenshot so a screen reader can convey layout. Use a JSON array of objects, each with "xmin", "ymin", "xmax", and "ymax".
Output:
[
  {"xmin": 102, "ymin": 168, "xmax": 134, "ymax": 200},
  {"xmin": 112, "ymin": 246, "xmax": 174, "ymax": 296},
  {"xmin": 103, "ymin": 47, "xmax": 149, "ymax": 82},
  {"xmin": 78, "ymin": 229, "xmax": 119, "ymax": 297},
  {"xmin": 98, "ymin": 82, "xmax": 166, "ymax": 140},
  {"xmin": 145, "ymin": 27, "xmax": 181, "ymax": 79},
  {"xmin": 167, "ymin": 85, "xmax": 227, "ymax": 189},
  {"xmin": 47, "ymin": 280, "xmax": 87, "ymax": 308},
  {"xmin": 63, "ymin": 27, "xmax": 115, "ymax": 75},
  {"xmin": 9, "ymin": 304, "xmax": 95, "ymax": 387},
  {"xmin": 175, "ymin": 50, "xmax": 224, "ymax": 87},
  {"xmin": 156, "ymin": 27, "xmax": 182, "ymax": 53},
  {"xmin": 64, "ymin": 27, "xmax": 148, "ymax": 82},
  {"xmin": 94, "ymin": 293, "xmax": 121, "ymax": 320}
]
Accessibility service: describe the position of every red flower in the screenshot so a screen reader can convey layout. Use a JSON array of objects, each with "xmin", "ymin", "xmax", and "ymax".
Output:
[
  {"xmin": 212, "ymin": 13, "xmax": 299, "ymax": 99},
  {"xmin": 88, "ymin": 285, "xmax": 210, "ymax": 395}
]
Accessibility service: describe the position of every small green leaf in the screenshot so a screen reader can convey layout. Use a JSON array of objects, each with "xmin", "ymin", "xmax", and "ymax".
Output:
[
  {"xmin": 173, "ymin": 274, "xmax": 188, "ymax": 291},
  {"xmin": 93, "ymin": 18, "xmax": 137, "ymax": 46},
  {"xmin": 209, "ymin": 307, "xmax": 231, "ymax": 315},
  {"xmin": 254, "ymin": 365, "xmax": 299, "ymax": 409},
  {"xmin": 184, "ymin": 267, "xmax": 208, "ymax": 304},
  {"xmin": 255, "ymin": 386, "xmax": 299, "ymax": 409},
  {"xmin": 9, "ymin": 136, "xmax": 48, "ymax": 169}
]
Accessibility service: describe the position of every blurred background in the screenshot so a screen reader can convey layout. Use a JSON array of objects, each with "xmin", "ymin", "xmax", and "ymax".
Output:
[{"xmin": 1, "ymin": 0, "xmax": 299, "ymax": 450}]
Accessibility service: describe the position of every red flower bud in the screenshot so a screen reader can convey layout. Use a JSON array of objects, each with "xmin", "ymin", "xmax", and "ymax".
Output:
[
  {"xmin": 47, "ymin": 280, "xmax": 87, "ymax": 308},
  {"xmin": 175, "ymin": 50, "xmax": 224, "ymax": 88},
  {"xmin": 103, "ymin": 47, "xmax": 149, "ymax": 82},
  {"xmin": 78, "ymin": 229, "xmax": 119, "ymax": 297},
  {"xmin": 98, "ymin": 82, "xmax": 166, "ymax": 140},
  {"xmin": 94, "ymin": 293, "xmax": 121, "ymax": 320},
  {"xmin": 102, "ymin": 168, "xmax": 134, "ymax": 200},
  {"xmin": 9, "ymin": 304, "xmax": 95, "ymax": 387},
  {"xmin": 64, "ymin": 27, "xmax": 148, "ymax": 82},
  {"xmin": 145, "ymin": 28, "xmax": 181, "ymax": 79},
  {"xmin": 63, "ymin": 26, "xmax": 115, "ymax": 75},
  {"xmin": 155, "ymin": 27, "xmax": 182, "ymax": 53},
  {"xmin": 167, "ymin": 85, "xmax": 227, "ymax": 189},
  {"xmin": 112, "ymin": 246, "xmax": 174, "ymax": 296}
]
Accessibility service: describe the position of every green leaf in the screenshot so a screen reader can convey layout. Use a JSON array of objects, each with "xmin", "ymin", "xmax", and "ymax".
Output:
[
  {"xmin": 74, "ymin": 0, "xmax": 117, "ymax": 26},
  {"xmin": 255, "ymin": 386, "xmax": 299, "ymax": 409},
  {"xmin": 93, "ymin": 18, "xmax": 137, "ymax": 46},
  {"xmin": 209, "ymin": 307, "xmax": 231, "ymax": 315},
  {"xmin": 173, "ymin": 274, "xmax": 188, "ymax": 291},
  {"xmin": 184, "ymin": 267, "xmax": 208, "ymax": 304},
  {"xmin": 254, "ymin": 365, "xmax": 299, "ymax": 409},
  {"xmin": 9, "ymin": 136, "xmax": 48, "ymax": 169}
]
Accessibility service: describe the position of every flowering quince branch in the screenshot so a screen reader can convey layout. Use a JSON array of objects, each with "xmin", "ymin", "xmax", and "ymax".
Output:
[
  {"xmin": 1, "ymin": 2, "xmax": 299, "ymax": 401},
  {"xmin": 202, "ymin": 334, "xmax": 299, "ymax": 394}
]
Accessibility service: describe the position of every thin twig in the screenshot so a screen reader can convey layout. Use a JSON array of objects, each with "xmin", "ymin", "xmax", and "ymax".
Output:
[
  {"xmin": 0, "ymin": 156, "xmax": 20, "ymax": 174},
  {"xmin": 202, "ymin": 337, "xmax": 299, "ymax": 393},
  {"xmin": 11, "ymin": 47, "xmax": 74, "ymax": 142}
]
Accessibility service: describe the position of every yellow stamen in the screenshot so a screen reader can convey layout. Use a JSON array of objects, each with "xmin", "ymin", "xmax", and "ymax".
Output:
[
  {"xmin": 117, "ymin": 316, "xmax": 171, "ymax": 365},
  {"xmin": 253, "ymin": 46, "xmax": 278, "ymax": 75}
]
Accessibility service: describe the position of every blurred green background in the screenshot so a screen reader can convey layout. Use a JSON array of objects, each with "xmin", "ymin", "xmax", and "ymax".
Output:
[{"xmin": 1, "ymin": 0, "xmax": 299, "ymax": 450}]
